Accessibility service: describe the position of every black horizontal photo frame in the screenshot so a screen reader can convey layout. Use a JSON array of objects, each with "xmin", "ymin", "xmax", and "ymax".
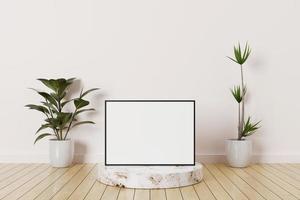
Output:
[{"xmin": 105, "ymin": 100, "xmax": 196, "ymax": 166}]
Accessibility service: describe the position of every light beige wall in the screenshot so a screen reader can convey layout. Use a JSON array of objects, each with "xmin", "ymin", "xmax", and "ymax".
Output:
[{"xmin": 0, "ymin": 0, "xmax": 299, "ymax": 162}]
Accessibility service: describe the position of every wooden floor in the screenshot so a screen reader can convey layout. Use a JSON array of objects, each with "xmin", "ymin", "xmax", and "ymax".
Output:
[{"xmin": 0, "ymin": 164, "xmax": 299, "ymax": 200}]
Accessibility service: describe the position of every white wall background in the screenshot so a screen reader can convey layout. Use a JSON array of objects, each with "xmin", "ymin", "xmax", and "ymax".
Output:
[{"xmin": 0, "ymin": 0, "xmax": 299, "ymax": 163}]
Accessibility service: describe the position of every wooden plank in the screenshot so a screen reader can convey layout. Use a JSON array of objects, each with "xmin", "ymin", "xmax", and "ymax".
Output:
[
  {"xmin": 150, "ymin": 189, "xmax": 166, "ymax": 200},
  {"xmin": 0, "ymin": 164, "xmax": 52, "ymax": 200},
  {"xmin": 0, "ymin": 164, "xmax": 39, "ymax": 190},
  {"xmin": 284, "ymin": 164, "xmax": 300, "ymax": 174},
  {"xmin": 251, "ymin": 165, "xmax": 300, "ymax": 199},
  {"xmin": 216, "ymin": 164, "xmax": 264, "ymax": 200},
  {"xmin": 51, "ymin": 164, "xmax": 95, "ymax": 200},
  {"xmin": 165, "ymin": 188, "xmax": 183, "ymax": 200},
  {"xmin": 68, "ymin": 166, "xmax": 98, "ymax": 200},
  {"xmin": 290, "ymin": 164, "xmax": 300, "ymax": 169},
  {"xmin": 193, "ymin": 181, "xmax": 216, "ymax": 200},
  {"xmin": 202, "ymin": 167, "xmax": 231, "ymax": 200},
  {"xmin": 271, "ymin": 164, "xmax": 300, "ymax": 181},
  {"xmin": 0, "ymin": 164, "xmax": 16, "ymax": 175},
  {"xmin": 0, "ymin": 164, "xmax": 28, "ymax": 182},
  {"xmin": 34, "ymin": 164, "xmax": 84, "ymax": 200},
  {"xmin": 134, "ymin": 189, "xmax": 149, "ymax": 200},
  {"xmin": 3, "ymin": 163, "xmax": 300, "ymax": 200},
  {"xmin": 20, "ymin": 167, "xmax": 69, "ymax": 199},
  {"xmin": 2, "ymin": 165, "xmax": 57, "ymax": 200},
  {"xmin": 272, "ymin": 164, "xmax": 300, "ymax": 181},
  {"xmin": 117, "ymin": 188, "xmax": 135, "ymax": 200},
  {"xmin": 244, "ymin": 166, "xmax": 297, "ymax": 200},
  {"xmin": 230, "ymin": 167, "xmax": 281, "ymax": 200},
  {"xmin": 84, "ymin": 181, "xmax": 106, "ymax": 200},
  {"xmin": 205, "ymin": 164, "xmax": 247, "ymax": 200},
  {"xmin": 180, "ymin": 186, "xmax": 199, "ymax": 200},
  {"xmin": 0, "ymin": 164, "xmax": 8, "ymax": 170},
  {"xmin": 101, "ymin": 185, "xmax": 120, "ymax": 200},
  {"xmin": 263, "ymin": 164, "xmax": 300, "ymax": 186}
]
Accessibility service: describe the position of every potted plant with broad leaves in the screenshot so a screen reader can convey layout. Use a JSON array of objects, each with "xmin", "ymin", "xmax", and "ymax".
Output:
[
  {"xmin": 226, "ymin": 43, "xmax": 261, "ymax": 167},
  {"xmin": 26, "ymin": 78, "xmax": 99, "ymax": 167}
]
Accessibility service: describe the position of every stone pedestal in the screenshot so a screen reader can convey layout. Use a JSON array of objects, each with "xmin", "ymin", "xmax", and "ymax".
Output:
[{"xmin": 97, "ymin": 163, "xmax": 203, "ymax": 189}]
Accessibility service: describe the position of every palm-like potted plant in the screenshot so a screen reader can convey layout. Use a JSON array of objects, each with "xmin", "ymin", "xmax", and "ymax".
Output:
[
  {"xmin": 26, "ymin": 78, "xmax": 98, "ymax": 167},
  {"xmin": 226, "ymin": 43, "xmax": 261, "ymax": 167}
]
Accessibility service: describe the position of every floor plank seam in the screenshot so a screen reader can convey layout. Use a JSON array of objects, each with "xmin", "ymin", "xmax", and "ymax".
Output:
[
  {"xmin": 204, "ymin": 165, "xmax": 234, "ymax": 200},
  {"xmin": 250, "ymin": 165, "xmax": 300, "ymax": 199},
  {"xmin": 215, "ymin": 164, "xmax": 253, "ymax": 200},
  {"xmin": 178, "ymin": 187, "xmax": 184, "ymax": 200},
  {"xmin": 66, "ymin": 164, "xmax": 96, "ymax": 200},
  {"xmin": 0, "ymin": 165, "xmax": 18, "ymax": 175},
  {"xmin": 285, "ymin": 164, "xmax": 300, "ymax": 175},
  {"xmin": 245, "ymin": 168, "xmax": 282, "ymax": 200},
  {"xmin": 34, "ymin": 164, "xmax": 85, "ymax": 200},
  {"xmin": 132, "ymin": 188, "xmax": 135, "ymax": 200},
  {"xmin": 48, "ymin": 164, "xmax": 87, "ymax": 200},
  {"xmin": 16, "ymin": 169, "xmax": 59, "ymax": 199},
  {"xmin": 277, "ymin": 164, "xmax": 300, "ymax": 177},
  {"xmin": 1, "ymin": 165, "xmax": 54, "ymax": 200},
  {"xmin": 0, "ymin": 164, "xmax": 41, "ymax": 191},
  {"xmin": 99, "ymin": 185, "xmax": 107, "ymax": 200},
  {"xmin": 268, "ymin": 165, "xmax": 300, "ymax": 183},
  {"xmin": 19, "ymin": 167, "xmax": 71, "ymax": 200},
  {"xmin": 224, "ymin": 166, "xmax": 268, "ymax": 200},
  {"xmin": 0, "ymin": 165, "xmax": 29, "ymax": 183},
  {"xmin": 203, "ymin": 180, "xmax": 218, "ymax": 200},
  {"xmin": 82, "ymin": 180, "xmax": 96, "ymax": 200},
  {"xmin": 262, "ymin": 166, "xmax": 299, "ymax": 187},
  {"xmin": 242, "ymin": 167, "xmax": 290, "ymax": 200}
]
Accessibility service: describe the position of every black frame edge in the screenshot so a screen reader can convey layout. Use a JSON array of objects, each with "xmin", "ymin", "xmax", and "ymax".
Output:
[{"xmin": 104, "ymin": 99, "xmax": 196, "ymax": 166}]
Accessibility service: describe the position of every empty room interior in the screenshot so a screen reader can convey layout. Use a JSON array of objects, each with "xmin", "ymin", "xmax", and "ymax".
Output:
[{"xmin": 0, "ymin": 0, "xmax": 300, "ymax": 199}]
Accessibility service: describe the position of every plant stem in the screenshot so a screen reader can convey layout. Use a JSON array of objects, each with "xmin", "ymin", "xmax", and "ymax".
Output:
[
  {"xmin": 240, "ymin": 64, "xmax": 245, "ymax": 139},
  {"xmin": 64, "ymin": 108, "xmax": 78, "ymax": 140},
  {"xmin": 58, "ymin": 97, "xmax": 62, "ymax": 140},
  {"xmin": 60, "ymin": 129, "xmax": 63, "ymax": 140},
  {"xmin": 238, "ymin": 103, "xmax": 241, "ymax": 140}
]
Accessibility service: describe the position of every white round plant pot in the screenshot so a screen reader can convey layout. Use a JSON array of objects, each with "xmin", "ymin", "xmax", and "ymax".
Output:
[
  {"xmin": 49, "ymin": 139, "xmax": 74, "ymax": 168},
  {"xmin": 226, "ymin": 139, "xmax": 252, "ymax": 168}
]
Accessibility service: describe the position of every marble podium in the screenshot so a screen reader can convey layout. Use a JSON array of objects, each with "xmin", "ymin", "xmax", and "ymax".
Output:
[{"xmin": 98, "ymin": 163, "xmax": 203, "ymax": 189}]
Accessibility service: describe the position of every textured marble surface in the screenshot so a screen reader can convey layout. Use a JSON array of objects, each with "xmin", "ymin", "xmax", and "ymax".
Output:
[{"xmin": 97, "ymin": 163, "xmax": 203, "ymax": 189}]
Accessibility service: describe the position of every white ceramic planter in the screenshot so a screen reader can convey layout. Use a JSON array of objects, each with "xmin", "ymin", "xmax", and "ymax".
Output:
[
  {"xmin": 226, "ymin": 139, "xmax": 252, "ymax": 168},
  {"xmin": 49, "ymin": 139, "xmax": 74, "ymax": 168}
]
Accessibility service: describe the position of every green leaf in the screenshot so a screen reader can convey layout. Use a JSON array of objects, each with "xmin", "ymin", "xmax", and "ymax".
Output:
[
  {"xmin": 228, "ymin": 42, "xmax": 251, "ymax": 65},
  {"xmin": 25, "ymin": 104, "xmax": 49, "ymax": 114},
  {"xmin": 72, "ymin": 121, "xmax": 95, "ymax": 128},
  {"xmin": 230, "ymin": 86, "xmax": 243, "ymax": 103},
  {"xmin": 36, "ymin": 124, "xmax": 52, "ymax": 134},
  {"xmin": 45, "ymin": 112, "xmax": 72, "ymax": 130},
  {"xmin": 37, "ymin": 78, "xmax": 75, "ymax": 98},
  {"xmin": 75, "ymin": 108, "xmax": 95, "ymax": 116},
  {"xmin": 74, "ymin": 99, "xmax": 89, "ymax": 109},
  {"xmin": 38, "ymin": 79, "xmax": 59, "ymax": 92},
  {"xmin": 37, "ymin": 92, "xmax": 58, "ymax": 108},
  {"xmin": 57, "ymin": 112, "xmax": 73, "ymax": 127},
  {"xmin": 81, "ymin": 88, "xmax": 100, "ymax": 98},
  {"xmin": 227, "ymin": 56, "xmax": 238, "ymax": 64},
  {"xmin": 41, "ymin": 101, "xmax": 58, "ymax": 113},
  {"xmin": 242, "ymin": 117, "xmax": 261, "ymax": 137},
  {"xmin": 34, "ymin": 133, "xmax": 52, "ymax": 144}
]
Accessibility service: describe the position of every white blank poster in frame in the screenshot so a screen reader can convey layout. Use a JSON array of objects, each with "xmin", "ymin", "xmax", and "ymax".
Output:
[{"xmin": 105, "ymin": 100, "xmax": 195, "ymax": 166}]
